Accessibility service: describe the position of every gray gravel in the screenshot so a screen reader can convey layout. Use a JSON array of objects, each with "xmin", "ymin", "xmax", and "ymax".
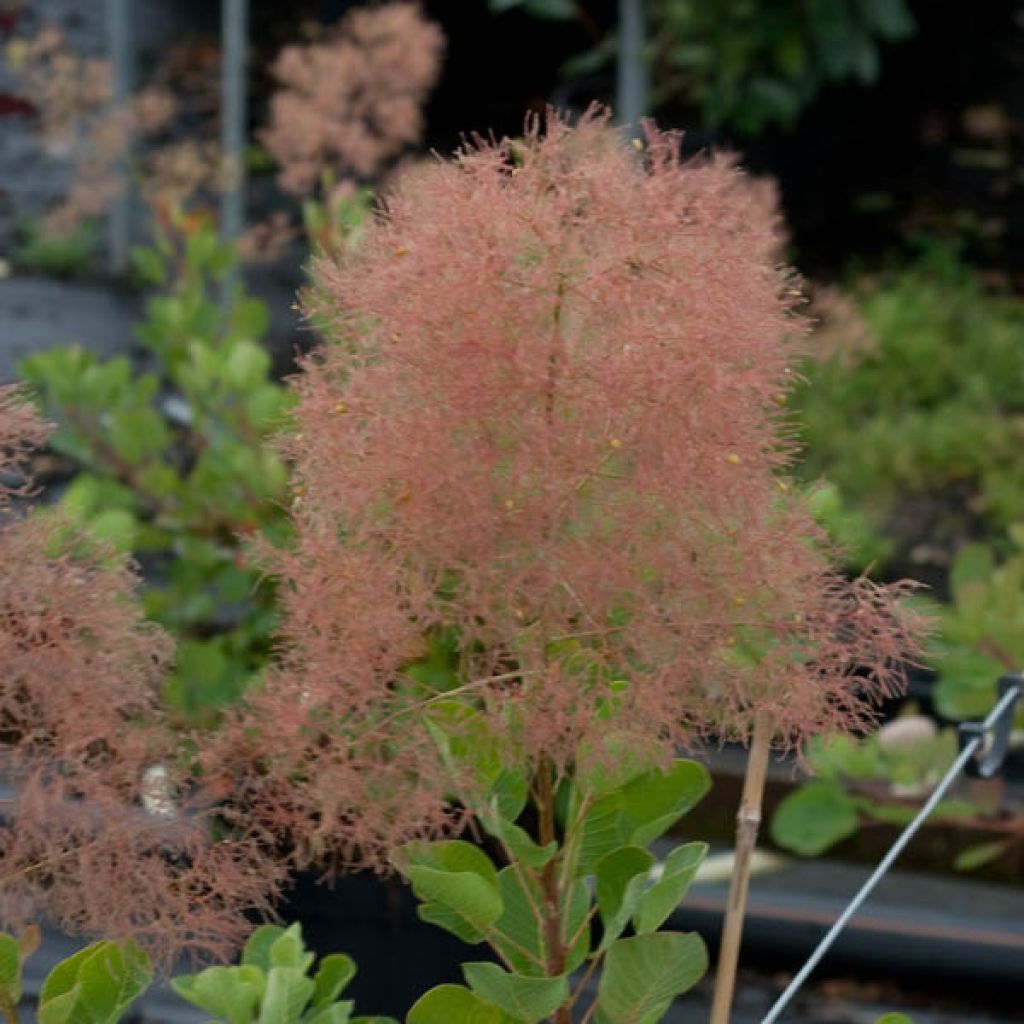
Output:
[{"xmin": 0, "ymin": 275, "xmax": 141, "ymax": 380}]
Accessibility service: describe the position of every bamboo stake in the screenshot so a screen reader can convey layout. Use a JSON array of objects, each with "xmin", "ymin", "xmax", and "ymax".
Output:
[{"xmin": 710, "ymin": 712, "xmax": 774, "ymax": 1024}]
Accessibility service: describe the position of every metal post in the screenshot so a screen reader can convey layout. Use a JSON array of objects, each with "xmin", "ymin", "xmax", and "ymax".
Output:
[
  {"xmin": 220, "ymin": 0, "xmax": 248, "ymax": 254},
  {"xmin": 105, "ymin": 0, "xmax": 132, "ymax": 274},
  {"xmin": 617, "ymin": 0, "xmax": 648, "ymax": 138}
]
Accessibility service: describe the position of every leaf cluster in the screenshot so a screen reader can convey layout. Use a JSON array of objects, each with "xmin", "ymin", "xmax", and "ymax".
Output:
[
  {"xmin": 932, "ymin": 526, "xmax": 1024, "ymax": 722},
  {"xmin": 392, "ymin": 724, "xmax": 713, "ymax": 1024},
  {"xmin": 796, "ymin": 246, "xmax": 1024, "ymax": 571},
  {"xmin": 770, "ymin": 729, "xmax": 974, "ymax": 858},
  {"xmin": 490, "ymin": 0, "xmax": 915, "ymax": 132},
  {"xmin": 0, "ymin": 927, "xmax": 151, "ymax": 1024},
  {"xmin": 772, "ymin": 524, "xmax": 1024, "ymax": 869},
  {"xmin": 174, "ymin": 924, "xmax": 392, "ymax": 1024},
  {"xmin": 653, "ymin": 0, "xmax": 915, "ymax": 132},
  {"xmin": 19, "ymin": 209, "xmax": 293, "ymax": 724},
  {"xmin": 0, "ymin": 925, "xmax": 390, "ymax": 1024}
]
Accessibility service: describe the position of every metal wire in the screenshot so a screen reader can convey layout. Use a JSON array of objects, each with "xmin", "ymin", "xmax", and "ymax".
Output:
[{"xmin": 760, "ymin": 682, "xmax": 1021, "ymax": 1024}]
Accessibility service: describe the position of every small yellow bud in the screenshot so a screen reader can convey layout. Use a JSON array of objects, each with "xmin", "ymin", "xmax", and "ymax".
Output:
[
  {"xmin": 773, "ymin": 394, "xmax": 787, "ymax": 406},
  {"xmin": 631, "ymin": 138, "xmax": 644, "ymax": 151},
  {"xmin": 334, "ymin": 402, "xmax": 348, "ymax": 414},
  {"xmin": 609, "ymin": 438, "xmax": 622, "ymax": 449},
  {"xmin": 504, "ymin": 499, "xmax": 515, "ymax": 510},
  {"xmin": 731, "ymin": 595, "xmax": 746, "ymax": 607},
  {"xmin": 394, "ymin": 247, "xmax": 408, "ymax": 257},
  {"xmin": 776, "ymin": 479, "xmax": 789, "ymax": 492},
  {"xmin": 725, "ymin": 453, "xmax": 742, "ymax": 465}
]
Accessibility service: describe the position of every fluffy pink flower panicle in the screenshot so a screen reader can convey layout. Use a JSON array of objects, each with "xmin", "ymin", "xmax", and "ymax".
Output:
[
  {"xmin": 0, "ymin": 387, "xmax": 49, "ymax": 500},
  {"xmin": 208, "ymin": 110, "xmax": 924, "ymax": 874},
  {"xmin": 262, "ymin": 1, "xmax": 444, "ymax": 195},
  {"xmin": 0, "ymin": 387, "xmax": 280, "ymax": 963}
]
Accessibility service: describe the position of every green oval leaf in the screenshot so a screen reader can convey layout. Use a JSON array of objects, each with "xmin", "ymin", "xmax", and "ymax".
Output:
[
  {"xmin": 406, "ymin": 984, "xmax": 505, "ymax": 1024},
  {"xmin": 0, "ymin": 933, "xmax": 22, "ymax": 1004},
  {"xmin": 462, "ymin": 962, "xmax": 568, "ymax": 1023},
  {"xmin": 953, "ymin": 839, "xmax": 1012, "ymax": 872},
  {"xmin": 258, "ymin": 966, "xmax": 315, "ymax": 1024},
  {"xmin": 595, "ymin": 846, "xmax": 653, "ymax": 951},
  {"xmin": 171, "ymin": 965, "xmax": 265, "ymax": 1024},
  {"xmin": 770, "ymin": 781, "xmax": 859, "ymax": 856},
  {"xmin": 312, "ymin": 953, "xmax": 357, "ymax": 1009},
  {"xmin": 634, "ymin": 841, "xmax": 708, "ymax": 934},
  {"xmin": 597, "ymin": 932, "xmax": 708, "ymax": 1024},
  {"xmin": 405, "ymin": 867, "xmax": 503, "ymax": 940},
  {"xmin": 39, "ymin": 940, "xmax": 152, "ymax": 1024}
]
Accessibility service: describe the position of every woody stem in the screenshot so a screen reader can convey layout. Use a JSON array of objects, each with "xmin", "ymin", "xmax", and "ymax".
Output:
[{"xmin": 710, "ymin": 712, "xmax": 774, "ymax": 1024}]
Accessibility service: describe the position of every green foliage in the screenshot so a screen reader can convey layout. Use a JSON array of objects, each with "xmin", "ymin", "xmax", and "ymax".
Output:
[
  {"xmin": 784, "ymin": 343, "xmax": 1024, "ymax": 865},
  {"xmin": 0, "ymin": 932, "xmax": 145, "ymax": 1024},
  {"xmin": 0, "ymin": 927, "xmax": 39, "ymax": 1011},
  {"xmin": 770, "ymin": 724, "xmax": 990, "ymax": 862},
  {"xmin": 406, "ymin": 985, "xmax": 506, "ymax": 1024},
  {"xmin": 293, "ymin": 167, "xmax": 373, "ymax": 260},
  {"xmin": 0, "ymin": 926, "xmax": 389, "ymax": 1024},
  {"xmin": 597, "ymin": 932, "xmax": 707, "ymax": 1024},
  {"xmin": 774, "ymin": 521, "xmax": 1024, "ymax": 866},
  {"xmin": 933, "ymin": 527, "xmax": 1024, "ymax": 723},
  {"xmin": 491, "ymin": 0, "xmax": 914, "ymax": 132},
  {"xmin": 876, "ymin": 1015, "xmax": 914, "ymax": 1024},
  {"xmin": 172, "ymin": 924, "xmax": 395, "ymax": 1024},
  {"xmin": 32, "ymin": 939, "xmax": 151, "ymax": 1024},
  {"xmin": 392, "ymin": 749, "xmax": 711, "ymax": 1023},
  {"xmin": 20, "ymin": 209, "xmax": 292, "ymax": 724},
  {"xmin": 804, "ymin": 480, "xmax": 892, "ymax": 571},
  {"xmin": 770, "ymin": 779, "xmax": 861, "ymax": 856},
  {"xmin": 0, "ymin": 932, "xmax": 152, "ymax": 1024},
  {"xmin": 796, "ymin": 247, "xmax": 1024, "ymax": 570},
  {"xmin": 13, "ymin": 217, "xmax": 100, "ymax": 276},
  {"xmin": 652, "ymin": 0, "xmax": 914, "ymax": 132}
]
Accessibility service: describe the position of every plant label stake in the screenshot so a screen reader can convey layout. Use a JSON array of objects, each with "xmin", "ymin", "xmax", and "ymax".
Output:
[{"xmin": 710, "ymin": 711, "xmax": 774, "ymax": 1024}]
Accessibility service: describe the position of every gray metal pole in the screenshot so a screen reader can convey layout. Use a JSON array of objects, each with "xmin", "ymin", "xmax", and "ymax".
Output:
[
  {"xmin": 220, "ymin": 0, "xmax": 248, "ymax": 249},
  {"xmin": 105, "ymin": 0, "xmax": 132, "ymax": 274},
  {"xmin": 616, "ymin": 0, "xmax": 648, "ymax": 138}
]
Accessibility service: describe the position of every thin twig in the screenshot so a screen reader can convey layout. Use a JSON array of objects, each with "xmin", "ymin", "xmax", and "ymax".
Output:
[
  {"xmin": 579, "ymin": 990, "xmax": 601, "ymax": 1024},
  {"xmin": 565, "ymin": 951, "xmax": 603, "ymax": 1013},
  {"xmin": 364, "ymin": 668, "xmax": 537, "ymax": 737}
]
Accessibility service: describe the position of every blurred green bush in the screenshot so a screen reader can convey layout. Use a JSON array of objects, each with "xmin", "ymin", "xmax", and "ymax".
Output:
[
  {"xmin": 492, "ymin": 0, "xmax": 915, "ymax": 132},
  {"xmin": 795, "ymin": 244, "xmax": 1024, "ymax": 576},
  {"xmin": 21, "ymin": 209, "xmax": 293, "ymax": 725},
  {"xmin": 775, "ymin": 246, "xmax": 1024, "ymax": 870}
]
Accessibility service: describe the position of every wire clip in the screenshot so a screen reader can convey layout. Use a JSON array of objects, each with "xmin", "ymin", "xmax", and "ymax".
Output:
[{"xmin": 958, "ymin": 672, "xmax": 1022, "ymax": 778}]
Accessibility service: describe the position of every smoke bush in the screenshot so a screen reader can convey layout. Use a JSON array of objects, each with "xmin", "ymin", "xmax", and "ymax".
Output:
[
  {"xmin": 0, "ymin": 387, "xmax": 281, "ymax": 962},
  {"xmin": 206, "ymin": 111, "xmax": 924, "ymax": 874},
  {"xmin": 262, "ymin": 1, "xmax": 444, "ymax": 195}
]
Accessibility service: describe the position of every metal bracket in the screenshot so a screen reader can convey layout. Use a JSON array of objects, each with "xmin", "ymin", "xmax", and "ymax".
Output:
[{"xmin": 958, "ymin": 672, "xmax": 1022, "ymax": 778}]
